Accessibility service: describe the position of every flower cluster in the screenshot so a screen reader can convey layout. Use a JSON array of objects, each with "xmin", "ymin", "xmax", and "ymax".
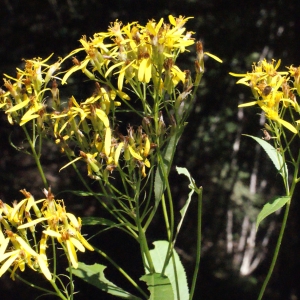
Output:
[
  {"xmin": 0, "ymin": 54, "xmax": 61, "ymax": 127},
  {"xmin": 0, "ymin": 189, "xmax": 93, "ymax": 280},
  {"xmin": 0, "ymin": 16, "xmax": 221, "ymax": 181},
  {"xmin": 61, "ymin": 15, "xmax": 195, "ymax": 94},
  {"xmin": 52, "ymin": 83, "xmax": 153, "ymax": 179},
  {"xmin": 230, "ymin": 59, "xmax": 300, "ymax": 134}
]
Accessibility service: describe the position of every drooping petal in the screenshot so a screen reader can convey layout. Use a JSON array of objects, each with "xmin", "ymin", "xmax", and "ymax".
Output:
[
  {"xmin": 66, "ymin": 240, "xmax": 78, "ymax": 268},
  {"xmin": 0, "ymin": 251, "xmax": 19, "ymax": 277},
  {"xmin": 0, "ymin": 238, "xmax": 10, "ymax": 259},
  {"xmin": 37, "ymin": 254, "xmax": 52, "ymax": 280},
  {"xmin": 70, "ymin": 237, "xmax": 85, "ymax": 252}
]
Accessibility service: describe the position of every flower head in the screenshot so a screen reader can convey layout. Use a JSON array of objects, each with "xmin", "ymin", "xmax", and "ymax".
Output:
[{"xmin": 230, "ymin": 59, "xmax": 299, "ymax": 133}]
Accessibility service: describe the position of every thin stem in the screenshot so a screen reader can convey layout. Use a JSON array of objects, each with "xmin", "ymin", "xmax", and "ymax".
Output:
[
  {"xmin": 189, "ymin": 187, "xmax": 203, "ymax": 300},
  {"xmin": 51, "ymin": 236, "xmax": 57, "ymax": 279},
  {"xmin": 257, "ymin": 199, "xmax": 290, "ymax": 300},
  {"xmin": 93, "ymin": 245, "xmax": 149, "ymax": 299},
  {"xmin": 258, "ymin": 151, "xmax": 300, "ymax": 299},
  {"xmin": 49, "ymin": 279, "xmax": 69, "ymax": 300},
  {"xmin": 8, "ymin": 271, "xmax": 63, "ymax": 299},
  {"xmin": 134, "ymin": 174, "xmax": 155, "ymax": 273},
  {"xmin": 65, "ymin": 151, "xmax": 137, "ymax": 238},
  {"xmin": 22, "ymin": 125, "xmax": 48, "ymax": 188}
]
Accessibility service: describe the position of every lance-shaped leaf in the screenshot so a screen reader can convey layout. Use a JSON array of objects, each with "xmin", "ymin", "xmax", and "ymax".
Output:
[
  {"xmin": 256, "ymin": 196, "xmax": 290, "ymax": 230},
  {"xmin": 243, "ymin": 135, "xmax": 288, "ymax": 181}
]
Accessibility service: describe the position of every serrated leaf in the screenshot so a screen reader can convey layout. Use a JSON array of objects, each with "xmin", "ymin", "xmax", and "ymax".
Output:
[
  {"xmin": 69, "ymin": 262, "xmax": 141, "ymax": 299},
  {"xmin": 243, "ymin": 135, "xmax": 288, "ymax": 181},
  {"xmin": 145, "ymin": 241, "xmax": 189, "ymax": 300},
  {"xmin": 256, "ymin": 196, "xmax": 290, "ymax": 230},
  {"xmin": 140, "ymin": 273, "xmax": 174, "ymax": 300}
]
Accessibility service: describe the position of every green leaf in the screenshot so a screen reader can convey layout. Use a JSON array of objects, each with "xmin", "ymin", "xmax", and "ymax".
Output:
[
  {"xmin": 243, "ymin": 135, "xmax": 288, "ymax": 181},
  {"xmin": 256, "ymin": 196, "xmax": 290, "ymax": 230},
  {"xmin": 140, "ymin": 273, "xmax": 174, "ymax": 300},
  {"xmin": 154, "ymin": 130, "xmax": 183, "ymax": 205},
  {"xmin": 69, "ymin": 262, "xmax": 142, "ymax": 299},
  {"xmin": 145, "ymin": 241, "xmax": 189, "ymax": 300},
  {"xmin": 174, "ymin": 167, "xmax": 197, "ymax": 241},
  {"xmin": 81, "ymin": 217, "xmax": 116, "ymax": 226}
]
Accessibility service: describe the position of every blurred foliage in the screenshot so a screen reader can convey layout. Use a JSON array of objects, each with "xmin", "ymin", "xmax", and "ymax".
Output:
[{"xmin": 1, "ymin": 0, "xmax": 300, "ymax": 299}]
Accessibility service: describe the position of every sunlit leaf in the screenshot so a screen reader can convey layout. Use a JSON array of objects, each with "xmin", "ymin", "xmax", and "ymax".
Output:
[
  {"xmin": 140, "ymin": 273, "xmax": 174, "ymax": 300},
  {"xmin": 256, "ymin": 196, "xmax": 290, "ymax": 230},
  {"xmin": 243, "ymin": 135, "xmax": 288, "ymax": 181},
  {"xmin": 145, "ymin": 241, "xmax": 189, "ymax": 300}
]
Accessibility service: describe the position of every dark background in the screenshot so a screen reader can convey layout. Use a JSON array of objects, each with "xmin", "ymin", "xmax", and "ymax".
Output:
[{"xmin": 1, "ymin": 0, "xmax": 300, "ymax": 299}]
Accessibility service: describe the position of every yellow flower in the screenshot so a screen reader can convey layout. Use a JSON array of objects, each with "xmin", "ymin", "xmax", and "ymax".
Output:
[
  {"xmin": 258, "ymin": 102, "xmax": 297, "ymax": 133},
  {"xmin": 1, "ymin": 54, "xmax": 60, "ymax": 126},
  {"xmin": 231, "ymin": 59, "xmax": 299, "ymax": 134},
  {"xmin": 0, "ymin": 230, "xmax": 51, "ymax": 280},
  {"xmin": 287, "ymin": 65, "xmax": 300, "ymax": 96},
  {"xmin": 61, "ymin": 15, "xmax": 195, "ymax": 94}
]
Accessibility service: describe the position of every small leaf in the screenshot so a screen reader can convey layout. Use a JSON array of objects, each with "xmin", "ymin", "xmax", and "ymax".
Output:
[
  {"xmin": 69, "ymin": 262, "xmax": 142, "ymax": 299},
  {"xmin": 256, "ymin": 196, "xmax": 290, "ymax": 230},
  {"xmin": 174, "ymin": 167, "xmax": 197, "ymax": 241},
  {"xmin": 140, "ymin": 273, "xmax": 174, "ymax": 300},
  {"xmin": 243, "ymin": 135, "xmax": 288, "ymax": 181}
]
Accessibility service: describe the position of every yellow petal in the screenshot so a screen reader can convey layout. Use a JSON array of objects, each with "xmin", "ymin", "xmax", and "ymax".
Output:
[
  {"xmin": 70, "ymin": 237, "xmax": 85, "ymax": 252},
  {"xmin": 144, "ymin": 158, "xmax": 150, "ymax": 168},
  {"xmin": 10, "ymin": 198, "xmax": 28, "ymax": 222},
  {"xmin": 59, "ymin": 157, "xmax": 82, "ymax": 172},
  {"xmin": 238, "ymin": 101, "xmax": 258, "ymax": 107},
  {"xmin": 277, "ymin": 118, "xmax": 297, "ymax": 133},
  {"xmin": 104, "ymin": 127, "xmax": 111, "ymax": 156},
  {"xmin": 0, "ymin": 252, "xmax": 19, "ymax": 277},
  {"xmin": 61, "ymin": 59, "xmax": 89, "ymax": 85},
  {"xmin": 128, "ymin": 145, "xmax": 143, "ymax": 160},
  {"xmin": 5, "ymin": 99, "xmax": 30, "ymax": 113},
  {"xmin": 116, "ymin": 90, "xmax": 130, "ymax": 100},
  {"xmin": 43, "ymin": 229, "xmax": 61, "ymax": 238},
  {"xmin": 37, "ymin": 255, "xmax": 52, "ymax": 280},
  {"xmin": 0, "ymin": 238, "xmax": 10, "ymax": 259},
  {"xmin": 204, "ymin": 52, "xmax": 223, "ymax": 63},
  {"xmin": 15, "ymin": 236, "xmax": 37, "ymax": 256},
  {"xmin": 95, "ymin": 108, "xmax": 109, "ymax": 128},
  {"xmin": 18, "ymin": 217, "xmax": 49, "ymax": 229},
  {"xmin": 229, "ymin": 72, "xmax": 249, "ymax": 77},
  {"xmin": 66, "ymin": 240, "xmax": 78, "ymax": 268},
  {"xmin": 66, "ymin": 213, "xmax": 80, "ymax": 228},
  {"xmin": 114, "ymin": 142, "xmax": 124, "ymax": 166},
  {"xmin": 76, "ymin": 232, "xmax": 94, "ymax": 251}
]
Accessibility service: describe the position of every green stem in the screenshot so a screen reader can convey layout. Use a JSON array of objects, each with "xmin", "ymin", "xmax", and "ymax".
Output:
[
  {"xmin": 257, "ymin": 199, "xmax": 290, "ymax": 300},
  {"xmin": 51, "ymin": 237, "xmax": 57, "ymax": 278},
  {"xmin": 189, "ymin": 187, "xmax": 203, "ymax": 300},
  {"xmin": 65, "ymin": 151, "xmax": 137, "ymax": 238},
  {"xmin": 134, "ymin": 174, "xmax": 155, "ymax": 273},
  {"xmin": 93, "ymin": 245, "xmax": 149, "ymax": 299},
  {"xmin": 258, "ymin": 147, "xmax": 300, "ymax": 300},
  {"xmin": 22, "ymin": 125, "xmax": 48, "ymax": 188},
  {"xmin": 8, "ymin": 271, "xmax": 65, "ymax": 299},
  {"xmin": 49, "ymin": 279, "xmax": 69, "ymax": 300}
]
